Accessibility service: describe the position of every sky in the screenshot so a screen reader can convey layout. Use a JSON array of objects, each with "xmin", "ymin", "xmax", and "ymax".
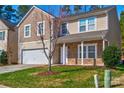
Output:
[{"xmin": 13, "ymin": 5, "xmax": 124, "ymax": 18}]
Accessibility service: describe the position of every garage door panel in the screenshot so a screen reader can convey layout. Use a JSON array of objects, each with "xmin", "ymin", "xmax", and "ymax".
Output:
[{"xmin": 22, "ymin": 49, "xmax": 48, "ymax": 64}]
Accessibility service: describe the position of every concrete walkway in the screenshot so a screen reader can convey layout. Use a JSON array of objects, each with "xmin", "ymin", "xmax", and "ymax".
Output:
[
  {"xmin": 0, "ymin": 65, "xmax": 39, "ymax": 74},
  {"xmin": 0, "ymin": 85, "xmax": 9, "ymax": 88}
]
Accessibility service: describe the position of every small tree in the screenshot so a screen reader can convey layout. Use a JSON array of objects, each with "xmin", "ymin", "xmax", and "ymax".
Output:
[
  {"xmin": 102, "ymin": 45, "xmax": 121, "ymax": 68},
  {"xmin": 32, "ymin": 6, "xmax": 63, "ymax": 72},
  {"xmin": 0, "ymin": 50, "xmax": 8, "ymax": 65}
]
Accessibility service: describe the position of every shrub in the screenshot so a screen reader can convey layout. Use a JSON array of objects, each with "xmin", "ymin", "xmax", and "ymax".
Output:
[
  {"xmin": 102, "ymin": 45, "xmax": 121, "ymax": 68},
  {"xmin": 0, "ymin": 50, "xmax": 8, "ymax": 64}
]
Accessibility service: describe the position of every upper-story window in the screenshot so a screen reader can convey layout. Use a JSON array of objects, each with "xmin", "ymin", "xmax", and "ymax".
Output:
[
  {"xmin": 37, "ymin": 21, "xmax": 45, "ymax": 36},
  {"xmin": 79, "ymin": 19, "xmax": 86, "ymax": 32},
  {"xmin": 0, "ymin": 31, "xmax": 5, "ymax": 40},
  {"xmin": 24, "ymin": 24, "xmax": 31, "ymax": 38},
  {"xmin": 88, "ymin": 17, "xmax": 95, "ymax": 31},
  {"xmin": 79, "ymin": 17, "xmax": 96, "ymax": 32},
  {"xmin": 61, "ymin": 23, "xmax": 68, "ymax": 35}
]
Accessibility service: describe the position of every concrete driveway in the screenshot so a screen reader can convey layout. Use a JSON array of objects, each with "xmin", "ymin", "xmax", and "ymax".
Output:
[{"xmin": 0, "ymin": 65, "xmax": 39, "ymax": 74}]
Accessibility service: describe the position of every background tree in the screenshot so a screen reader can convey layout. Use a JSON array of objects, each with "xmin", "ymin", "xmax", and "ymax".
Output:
[
  {"xmin": 2, "ymin": 5, "xmax": 17, "ymax": 22},
  {"xmin": 62, "ymin": 5, "xmax": 71, "ymax": 15},
  {"xmin": 16, "ymin": 5, "xmax": 32, "ymax": 21},
  {"xmin": 74, "ymin": 5, "xmax": 82, "ymax": 14},
  {"xmin": 0, "ymin": 5, "xmax": 4, "ymax": 17},
  {"xmin": 83, "ymin": 5, "xmax": 87, "ymax": 13},
  {"xmin": 89, "ymin": 5, "xmax": 100, "ymax": 11},
  {"xmin": 120, "ymin": 11, "xmax": 124, "ymax": 49}
]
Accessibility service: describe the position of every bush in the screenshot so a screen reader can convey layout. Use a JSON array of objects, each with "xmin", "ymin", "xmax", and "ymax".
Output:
[
  {"xmin": 0, "ymin": 50, "xmax": 8, "ymax": 64},
  {"xmin": 102, "ymin": 45, "xmax": 121, "ymax": 68}
]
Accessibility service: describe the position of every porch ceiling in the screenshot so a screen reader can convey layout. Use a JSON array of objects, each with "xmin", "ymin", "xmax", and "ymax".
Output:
[{"xmin": 57, "ymin": 30, "xmax": 108, "ymax": 44}]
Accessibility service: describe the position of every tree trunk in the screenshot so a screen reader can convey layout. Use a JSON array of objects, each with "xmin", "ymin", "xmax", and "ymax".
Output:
[{"xmin": 48, "ymin": 58, "xmax": 52, "ymax": 72}]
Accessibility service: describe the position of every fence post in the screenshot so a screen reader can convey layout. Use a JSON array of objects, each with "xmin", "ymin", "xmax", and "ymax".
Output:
[
  {"xmin": 104, "ymin": 70, "xmax": 111, "ymax": 88},
  {"xmin": 94, "ymin": 74, "xmax": 99, "ymax": 88}
]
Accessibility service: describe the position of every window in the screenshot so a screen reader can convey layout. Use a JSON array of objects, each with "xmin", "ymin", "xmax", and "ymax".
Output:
[
  {"xmin": 88, "ymin": 45, "xmax": 96, "ymax": 58},
  {"xmin": 24, "ymin": 24, "xmax": 31, "ymax": 37},
  {"xmin": 78, "ymin": 44, "xmax": 96, "ymax": 58},
  {"xmin": 0, "ymin": 31, "xmax": 5, "ymax": 40},
  {"xmin": 61, "ymin": 23, "xmax": 68, "ymax": 35},
  {"xmin": 79, "ymin": 19, "xmax": 86, "ymax": 32},
  {"xmin": 37, "ymin": 21, "xmax": 45, "ymax": 36},
  {"xmin": 78, "ymin": 45, "xmax": 86, "ymax": 58},
  {"xmin": 79, "ymin": 17, "xmax": 96, "ymax": 32},
  {"xmin": 83, "ymin": 46, "xmax": 86, "ymax": 58},
  {"xmin": 88, "ymin": 18, "xmax": 95, "ymax": 30},
  {"xmin": 78, "ymin": 45, "xmax": 82, "ymax": 58}
]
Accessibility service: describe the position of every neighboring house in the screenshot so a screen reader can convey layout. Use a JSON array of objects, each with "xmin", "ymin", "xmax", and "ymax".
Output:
[
  {"xmin": 17, "ymin": 6, "xmax": 54, "ymax": 64},
  {"xmin": 54, "ymin": 6, "xmax": 121, "ymax": 66},
  {"xmin": 0, "ymin": 19, "xmax": 18, "ymax": 64},
  {"xmin": 17, "ymin": 6, "xmax": 121, "ymax": 66}
]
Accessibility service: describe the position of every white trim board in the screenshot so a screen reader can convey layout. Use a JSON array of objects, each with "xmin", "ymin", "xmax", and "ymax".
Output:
[
  {"xmin": 37, "ymin": 21, "xmax": 45, "ymax": 36},
  {"xmin": 24, "ymin": 24, "xmax": 31, "ymax": 38}
]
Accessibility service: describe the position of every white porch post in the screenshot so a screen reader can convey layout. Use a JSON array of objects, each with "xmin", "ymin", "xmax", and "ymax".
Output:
[
  {"xmin": 81, "ymin": 41, "xmax": 84, "ymax": 65},
  {"xmin": 103, "ymin": 39, "xmax": 105, "ymax": 51},
  {"xmin": 62, "ymin": 43, "xmax": 66, "ymax": 65}
]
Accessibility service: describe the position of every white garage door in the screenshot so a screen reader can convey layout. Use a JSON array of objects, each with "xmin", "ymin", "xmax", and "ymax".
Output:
[{"xmin": 22, "ymin": 49, "xmax": 48, "ymax": 64}]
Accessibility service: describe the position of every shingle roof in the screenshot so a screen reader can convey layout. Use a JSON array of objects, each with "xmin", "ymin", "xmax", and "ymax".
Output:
[
  {"xmin": 61, "ymin": 6, "xmax": 116, "ymax": 22},
  {"xmin": 57, "ymin": 30, "xmax": 107, "ymax": 43},
  {"xmin": 0, "ymin": 18, "xmax": 15, "ymax": 30}
]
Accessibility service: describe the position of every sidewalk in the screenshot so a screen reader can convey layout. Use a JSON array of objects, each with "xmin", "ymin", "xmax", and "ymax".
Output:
[{"xmin": 0, "ymin": 85, "xmax": 9, "ymax": 88}]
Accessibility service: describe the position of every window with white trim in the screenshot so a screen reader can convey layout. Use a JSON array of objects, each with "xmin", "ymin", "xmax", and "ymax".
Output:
[
  {"xmin": 78, "ymin": 45, "xmax": 87, "ymax": 58},
  {"xmin": 88, "ymin": 17, "xmax": 95, "ymax": 30},
  {"xmin": 24, "ymin": 24, "xmax": 31, "ymax": 37},
  {"xmin": 0, "ymin": 31, "xmax": 5, "ymax": 40},
  {"xmin": 79, "ymin": 19, "xmax": 86, "ymax": 32},
  {"xmin": 78, "ymin": 44, "xmax": 96, "ymax": 58},
  {"xmin": 79, "ymin": 17, "xmax": 96, "ymax": 32},
  {"xmin": 37, "ymin": 21, "xmax": 45, "ymax": 36},
  {"xmin": 88, "ymin": 45, "xmax": 96, "ymax": 58},
  {"xmin": 61, "ymin": 23, "xmax": 68, "ymax": 35}
]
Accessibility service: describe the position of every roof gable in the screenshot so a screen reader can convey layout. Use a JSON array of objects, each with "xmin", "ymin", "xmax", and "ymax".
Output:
[{"xmin": 17, "ymin": 5, "xmax": 55, "ymax": 27}]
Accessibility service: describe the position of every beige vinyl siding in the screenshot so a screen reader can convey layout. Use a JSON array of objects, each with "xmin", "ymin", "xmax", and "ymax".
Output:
[
  {"xmin": 67, "ymin": 14, "xmax": 108, "ymax": 34},
  {"xmin": 97, "ymin": 14, "xmax": 108, "ymax": 30},
  {"xmin": 68, "ymin": 20, "xmax": 78, "ymax": 34},
  {"xmin": 105, "ymin": 7, "xmax": 121, "ymax": 48}
]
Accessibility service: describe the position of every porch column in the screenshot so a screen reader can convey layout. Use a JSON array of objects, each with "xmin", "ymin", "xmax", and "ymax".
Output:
[
  {"xmin": 81, "ymin": 41, "xmax": 84, "ymax": 65},
  {"xmin": 62, "ymin": 43, "xmax": 66, "ymax": 65},
  {"xmin": 103, "ymin": 39, "xmax": 105, "ymax": 51}
]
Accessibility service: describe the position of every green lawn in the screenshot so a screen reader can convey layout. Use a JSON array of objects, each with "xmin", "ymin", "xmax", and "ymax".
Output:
[{"xmin": 0, "ymin": 65, "xmax": 124, "ymax": 88}]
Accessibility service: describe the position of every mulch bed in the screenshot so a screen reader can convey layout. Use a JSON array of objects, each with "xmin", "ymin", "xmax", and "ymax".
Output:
[{"xmin": 33, "ymin": 71, "xmax": 61, "ymax": 76}]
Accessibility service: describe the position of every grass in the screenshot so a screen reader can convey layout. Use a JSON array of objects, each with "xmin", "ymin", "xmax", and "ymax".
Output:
[{"xmin": 0, "ymin": 65, "xmax": 123, "ymax": 88}]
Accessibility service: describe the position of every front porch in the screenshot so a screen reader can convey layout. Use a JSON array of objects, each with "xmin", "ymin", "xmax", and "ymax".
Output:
[{"xmin": 57, "ymin": 40, "xmax": 108, "ymax": 66}]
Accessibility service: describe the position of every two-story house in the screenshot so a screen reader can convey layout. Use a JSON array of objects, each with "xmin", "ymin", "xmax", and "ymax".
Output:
[
  {"xmin": 54, "ymin": 6, "xmax": 121, "ymax": 66},
  {"xmin": 0, "ymin": 18, "xmax": 18, "ymax": 64},
  {"xmin": 17, "ymin": 6, "xmax": 121, "ymax": 66}
]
